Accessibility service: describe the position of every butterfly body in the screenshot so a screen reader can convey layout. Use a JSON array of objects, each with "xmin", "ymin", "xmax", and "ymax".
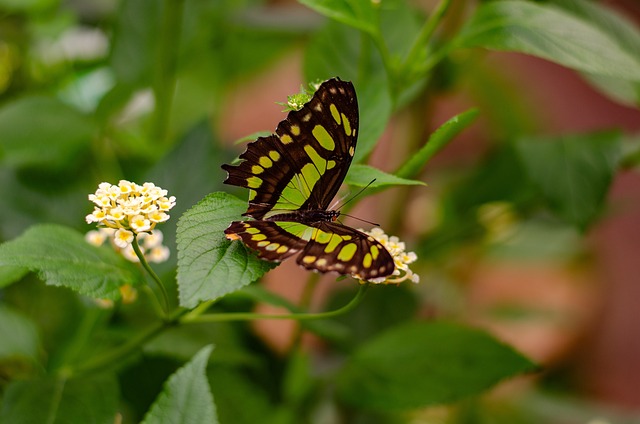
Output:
[
  {"xmin": 265, "ymin": 209, "xmax": 340, "ymax": 224},
  {"xmin": 223, "ymin": 78, "xmax": 394, "ymax": 280}
]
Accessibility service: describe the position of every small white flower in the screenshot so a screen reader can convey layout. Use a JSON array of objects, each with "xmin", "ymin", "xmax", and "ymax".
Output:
[
  {"xmin": 106, "ymin": 206, "xmax": 126, "ymax": 222},
  {"xmin": 86, "ymin": 180, "xmax": 175, "ymax": 234},
  {"xmin": 118, "ymin": 179, "xmax": 136, "ymax": 194},
  {"xmin": 86, "ymin": 181, "xmax": 174, "ymax": 263},
  {"xmin": 85, "ymin": 230, "xmax": 107, "ymax": 246},
  {"xmin": 130, "ymin": 214, "xmax": 151, "ymax": 232},
  {"xmin": 157, "ymin": 196, "xmax": 176, "ymax": 211},
  {"xmin": 141, "ymin": 230, "xmax": 164, "ymax": 249},
  {"xmin": 85, "ymin": 208, "xmax": 106, "ymax": 224},
  {"xmin": 148, "ymin": 210, "xmax": 169, "ymax": 223},
  {"xmin": 113, "ymin": 228, "xmax": 134, "ymax": 248},
  {"xmin": 147, "ymin": 245, "xmax": 170, "ymax": 263}
]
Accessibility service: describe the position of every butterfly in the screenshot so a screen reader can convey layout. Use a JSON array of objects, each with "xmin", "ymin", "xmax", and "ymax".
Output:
[{"xmin": 222, "ymin": 77, "xmax": 395, "ymax": 280}]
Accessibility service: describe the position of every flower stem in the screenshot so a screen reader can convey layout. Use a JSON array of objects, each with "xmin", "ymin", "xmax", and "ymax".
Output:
[
  {"xmin": 181, "ymin": 283, "xmax": 370, "ymax": 324},
  {"xmin": 132, "ymin": 237, "xmax": 170, "ymax": 316}
]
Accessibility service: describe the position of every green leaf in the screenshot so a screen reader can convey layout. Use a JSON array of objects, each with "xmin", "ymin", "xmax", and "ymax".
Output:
[
  {"xmin": 0, "ymin": 306, "xmax": 39, "ymax": 361},
  {"xmin": 583, "ymin": 73, "xmax": 640, "ymax": 107},
  {"xmin": 0, "ymin": 96, "xmax": 96, "ymax": 169},
  {"xmin": 325, "ymin": 285, "xmax": 419, "ymax": 351},
  {"xmin": 304, "ymin": 23, "xmax": 392, "ymax": 162},
  {"xmin": 0, "ymin": 0, "xmax": 57, "ymax": 13},
  {"xmin": 0, "ymin": 224, "xmax": 139, "ymax": 300},
  {"xmin": 456, "ymin": 1, "xmax": 640, "ymax": 82},
  {"xmin": 208, "ymin": 368, "xmax": 275, "ymax": 424},
  {"xmin": 0, "ymin": 374, "xmax": 119, "ymax": 424},
  {"xmin": 548, "ymin": 0, "xmax": 640, "ymax": 106},
  {"xmin": 354, "ymin": 76, "xmax": 393, "ymax": 163},
  {"xmin": 304, "ymin": 22, "xmax": 366, "ymax": 82},
  {"xmin": 515, "ymin": 131, "xmax": 621, "ymax": 229},
  {"xmin": 336, "ymin": 321, "xmax": 537, "ymax": 410},
  {"xmin": 142, "ymin": 345, "xmax": 217, "ymax": 424},
  {"xmin": 345, "ymin": 164, "xmax": 425, "ymax": 188},
  {"xmin": 145, "ymin": 323, "xmax": 260, "ymax": 368},
  {"xmin": 396, "ymin": 109, "xmax": 479, "ymax": 179},
  {"xmin": 298, "ymin": 0, "xmax": 378, "ymax": 35},
  {"xmin": 176, "ymin": 192, "xmax": 275, "ymax": 308},
  {"xmin": 0, "ymin": 266, "xmax": 28, "ymax": 288}
]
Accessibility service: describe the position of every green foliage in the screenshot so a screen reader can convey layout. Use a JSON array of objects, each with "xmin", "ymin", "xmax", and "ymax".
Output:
[
  {"xmin": 456, "ymin": 0, "xmax": 640, "ymax": 82},
  {"xmin": 0, "ymin": 306, "xmax": 39, "ymax": 361},
  {"xmin": 0, "ymin": 374, "xmax": 119, "ymax": 424},
  {"xmin": 176, "ymin": 193, "xmax": 275, "ymax": 308},
  {"xmin": 516, "ymin": 131, "xmax": 621, "ymax": 230},
  {"xmin": 549, "ymin": 0, "xmax": 640, "ymax": 106},
  {"xmin": 396, "ymin": 108, "xmax": 479, "ymax": 179},
  {"xmin": 0, "ymin": 0, "xmax": 638, "ymax": 422},
  {"xmin": 336, "ymin": 321, "xmax": 537, "ymax": 410},
  {"xmin": 0, "ymin": 224, "xmax": 139, "ymax": 300},
  {"xmin": 299, "ymin": 0, "xmax": 379, "ymax": 35},
  {"xmin": 0, "ymin": 266, "xmax": 27, "ymax": 289},
  {"xmin": 142, "ymin": 345, "xmax": 218, "ymax": 424},
  {"xmin": 0, "ymin": 96, "xmax": 96, "ymax": 169},
  {"xmin": 346, "ymin": 164, "xmax": 425, "ymax": 188}
]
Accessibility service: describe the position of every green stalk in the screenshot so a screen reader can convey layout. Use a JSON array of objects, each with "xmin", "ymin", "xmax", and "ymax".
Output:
[
  {"xmin": 132, "ymin": 236, "xmax": 170, "ymax": 316},
  {"xmin": 182, "ymin": 283, "xmax": 370, "ymax": 324},
  {"xmin": 151, "ymin": 0, "xmax": 185, "ymax": 146},
  {"xmin": 64, "ymin": 308, "xmax": 187, "ymax": 377},
  {"xmin": 401, "ymin": 0, "xmax": 452, "ymax": 78}
]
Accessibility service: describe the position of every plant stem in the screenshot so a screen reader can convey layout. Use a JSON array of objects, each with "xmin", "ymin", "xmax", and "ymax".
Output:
[
  {"xmin": 132, "ymin": 237, "xmax": 170, "ymax": 316},
  {"xmin": 152, "ymin": 0, "xmax": 185, "ymax": 146},
  {"xmin": 67, "ymin": 308, "xmax": 187, "ymax": 377},
  {"xmin": 401, "ymin": 0, "xmax": 452, "ymax": 78},
  {"xmin": 182, "ymin": 283, "xmax": 370, "ymax": 324}
]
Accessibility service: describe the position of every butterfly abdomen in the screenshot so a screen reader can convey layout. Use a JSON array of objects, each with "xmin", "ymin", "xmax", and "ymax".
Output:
[{"xmin": 266, "ymin": 209, "xmax": 339, "ymax": 224}]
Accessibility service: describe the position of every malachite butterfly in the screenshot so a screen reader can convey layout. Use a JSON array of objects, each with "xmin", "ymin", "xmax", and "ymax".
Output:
[{"xmin": 222, "ymin": 77, "xmax": 395, "ymax": 280}]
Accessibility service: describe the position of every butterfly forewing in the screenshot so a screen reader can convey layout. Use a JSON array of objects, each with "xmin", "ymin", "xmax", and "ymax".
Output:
[
  {"xmin": 275, "ymin": 78, "xmax": 358, "ymax": 211},
  {"xmin": 223, "ymin": 78, "xmax": 358, "ymax": 219}
]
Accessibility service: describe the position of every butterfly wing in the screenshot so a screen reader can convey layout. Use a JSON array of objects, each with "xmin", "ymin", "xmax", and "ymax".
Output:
[
  {"xmin": 224, "ymin": 220, "xmax": 310, "ymax": 262},
  {"xmin": 222, "ymin": 78, "xmax": 358, "ymax": 219},
  {"xmin": 225, "ymin": 219, "xmax": 395, "ymax": 280},
  {"xmin": 296, "ymin": 221, "xmax": 395, "ymax": 280}
]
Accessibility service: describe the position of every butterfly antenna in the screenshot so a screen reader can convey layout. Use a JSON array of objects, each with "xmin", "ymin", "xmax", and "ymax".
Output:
[
  {"xmin": 335, "ymin": 179, "xmax": 377, "ymax": 211},
  {"xmin": 338, "ymin": 213, "xmax": 380, "ymax": 227}
]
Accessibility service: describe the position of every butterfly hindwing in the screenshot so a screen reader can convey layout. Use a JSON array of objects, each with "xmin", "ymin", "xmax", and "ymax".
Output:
[
  {"xmin": 224, "ymin": 220, "xmax": 307, "ymax": 262},
  {"xmin": 225, "ymin": 220, "xmax": 395, "ymax": 280},
  {"xmin": 222, "ymin": 78, "xmax": 358, "ymax": 219},
  {"xmin": 297, "ymin": 222, "xmax": 395, "ymax": 280}
]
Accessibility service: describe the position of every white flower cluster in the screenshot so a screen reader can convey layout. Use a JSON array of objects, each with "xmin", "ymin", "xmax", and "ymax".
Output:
[
  {"xmin": 86, "ymin": 180, "xmax": 175, "ymax": 245},
  {"xmin": 86, "ymin": 228, "xmax": 170, "ymax": 264},
  {"xmin": 362, "ymin": 227, "xmax": 420, "ymax": 285}
]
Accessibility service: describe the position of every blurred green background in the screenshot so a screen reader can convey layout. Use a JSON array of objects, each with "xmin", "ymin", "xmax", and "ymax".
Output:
[{"xmin": 1, "ymin": 0, "xmax": 640, "ymax": 423}]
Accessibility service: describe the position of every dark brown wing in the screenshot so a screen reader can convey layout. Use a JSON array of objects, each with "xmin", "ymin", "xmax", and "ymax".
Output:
[
  {"xmin": 224, "ymin": 220, "xmax": 307, "ymax": 262},
  {"xmin": 224, "ymin": 219, "xmax": 395, "ymax": 280},
  {"xmin": 295, "ymin": 221, "xmax": 395, "ymax": 280},
  {"xmin": 222, "ymin": 78, "xmax": 358, "ymax": 219}
]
